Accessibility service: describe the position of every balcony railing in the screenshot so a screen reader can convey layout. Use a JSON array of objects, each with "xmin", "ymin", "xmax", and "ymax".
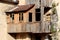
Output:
[{"xmin": 7, "ymin": 21, "xmax": 51, "ymax": 33}]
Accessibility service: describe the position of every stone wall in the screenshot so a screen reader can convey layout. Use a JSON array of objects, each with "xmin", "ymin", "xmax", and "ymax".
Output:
[{"xmin": 0, "ymin": 2, "xmax": 15, "ymax": 40}]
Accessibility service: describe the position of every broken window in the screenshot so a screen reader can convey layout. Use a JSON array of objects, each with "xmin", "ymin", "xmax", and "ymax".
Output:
[
  {"xmin": 29, "ymin": 12, "xmax": 32, "ymax": 22},
  {"xmin": 35, "ymin": 8, "xmax": 41, "ymax": 21},
  {"xmin": 10, "ymin": 13, "xmax": 14, "ymax": 22}
]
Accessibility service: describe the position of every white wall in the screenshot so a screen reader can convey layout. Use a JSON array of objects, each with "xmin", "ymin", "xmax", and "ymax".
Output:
[{"xmin": 0, "ymin": 2, "xmax": 15, "ymax": 40}]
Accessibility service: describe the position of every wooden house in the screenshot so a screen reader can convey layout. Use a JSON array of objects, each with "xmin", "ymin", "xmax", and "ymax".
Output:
[{"xmin": 5, "ymin": 0, "xmax": 52, "ymax": 40}]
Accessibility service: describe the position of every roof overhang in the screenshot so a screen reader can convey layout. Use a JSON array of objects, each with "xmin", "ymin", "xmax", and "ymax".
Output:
[{"xmin": 6, "ymin": 4, "xmax": 35, "ymax": 13}]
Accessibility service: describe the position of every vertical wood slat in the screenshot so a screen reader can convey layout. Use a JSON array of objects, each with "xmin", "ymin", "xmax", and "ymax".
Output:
[
  {"xmin": 31, "ymin": 23, "xmax": 36, "ymax": 33},
  {"xmin": 36, "ymin": 23, "xmax": 40, "ymax": 33},
  {"xmin": 8, "ymin": 22, "xmax": 51, "ymax": 33},
  {"xmin": 23, "ymin": 12, "xmax": 28, "ymax": 22},
  {"xmin": 26, "ymin": 23, "xmax": 31, "ymax": 32},
  {"xmin": 8, "ymin": 23, "xmax": 16, "ymax": 33},
  {"xmin": 14, "ymin": 13, "xmax": 19, "ymax": 23},
  {"xmin": 16, "ymin": 23, "xmax": 22, "ymax": 32},
  {"xmin": 22, "ymin": 23, "xmax": 26, "ymax": 32}
]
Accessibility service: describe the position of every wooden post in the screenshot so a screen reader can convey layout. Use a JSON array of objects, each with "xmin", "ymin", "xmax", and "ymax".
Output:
[{"xmin": 41, "ymin": 0, "xmax": 44, "ymax": 32}]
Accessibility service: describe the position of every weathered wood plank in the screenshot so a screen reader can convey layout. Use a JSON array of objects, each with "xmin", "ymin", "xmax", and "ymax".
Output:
[
  {"xmin": 7, "ymin": 22, "xmax": 51, "ymax": 33},
  {"xmin": 14, "ymin": 14, "xmax": 19, "ymax": 23}
]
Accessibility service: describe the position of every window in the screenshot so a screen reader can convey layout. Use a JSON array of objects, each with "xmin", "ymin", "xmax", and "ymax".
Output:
[
  {"xmin": 19, "ymin": 13, "xmax": 23, "ymax": 21},
  {"xmin": 29, "ymin": 12, "xmax": 32, "ymax": 22},
  {"xmin": 35, "ymin": 8, "xmax": 41, "ymax": 21},
  {"xmin": 36, "ymin": 13, "xmax": 41, "ymax": 21},
  {"xmin": 10, "ymin": 13, "xmax": 14, "ymax": 22}
]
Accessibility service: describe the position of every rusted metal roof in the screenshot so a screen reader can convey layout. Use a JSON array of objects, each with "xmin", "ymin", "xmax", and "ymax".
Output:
[{"xmin": 6, "ymin": 4, "xmax": 35, "ymax": 13}]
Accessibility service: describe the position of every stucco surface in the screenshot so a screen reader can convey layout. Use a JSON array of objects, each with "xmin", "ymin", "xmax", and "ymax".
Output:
[{"xmin": 0, "ymin": 2, "xmax": 15, "ymax": 40}]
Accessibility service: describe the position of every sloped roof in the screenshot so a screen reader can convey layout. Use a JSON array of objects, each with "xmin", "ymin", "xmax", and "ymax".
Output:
[{"xmin": 6, "ymin": 4, "xmax": 35, "ymax": 13}]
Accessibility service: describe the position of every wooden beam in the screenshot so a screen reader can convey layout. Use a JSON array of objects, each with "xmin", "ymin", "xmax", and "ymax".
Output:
[{"xmin": 41, "ymin": 0, "xmax": 44, "ymax": 32}]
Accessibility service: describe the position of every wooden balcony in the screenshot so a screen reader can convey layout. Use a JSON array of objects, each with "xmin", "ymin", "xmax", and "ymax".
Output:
[{"xmin": 7, "ymin": 21, "xmax": 51, "ymax": 33}]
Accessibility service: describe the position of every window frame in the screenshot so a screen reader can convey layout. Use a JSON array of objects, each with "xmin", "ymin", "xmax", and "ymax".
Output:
[
  {"xmin": 19, "ymin": 13, "xmax": 23, "ymax": 22},
  {"xmin": 10, "ymin": 13, "xmax": 14, "ymax": 23},
  {"xmin": 29, "ymin": 12, "xmax": 32, "ymax": 22},
  {"xmin": 35, "ymin": 8, "xmax": 41, "ymax": 21}
]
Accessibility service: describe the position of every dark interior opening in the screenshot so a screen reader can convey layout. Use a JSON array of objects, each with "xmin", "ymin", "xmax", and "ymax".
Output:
[
  {"xmin": 44, "ymin": 7, "xmax": 51, "ymax": 14},
  {"xmin": 22, "ymin": 13, "xmax": 23, "ymax": 20},
  {"xmin": 36, "ymin": 13, "xmax": 41, "ymax": 21},
  {"xmin": 36, "ymin": 8, "xmax": 40, "ymax": 12},
  {"xmin": 48, "ymin": 35, "xmax": 52, "ymax": 40},
  {"xmin": 35, "ymin": 8, "xmax": 41, "ymax": 21},
  {"xmin": 10, "ymin": 13, "xmax": 14, "ymax": 20},
  {"xmin": 35, "ymin": 35, "xmax": 41, "ymax": 40},
  {"xmin": 46, "ymin": 14, "xmax": 51, "ymax": 16},
  {"xmin": 29, "ymin": 12, "xmax": 32, "ymax": 22}
]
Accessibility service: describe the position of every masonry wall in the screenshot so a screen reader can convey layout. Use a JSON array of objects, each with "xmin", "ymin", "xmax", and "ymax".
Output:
[{"xmin": 0, "ymin": 2, "xmax": 16, "ymax": 40}]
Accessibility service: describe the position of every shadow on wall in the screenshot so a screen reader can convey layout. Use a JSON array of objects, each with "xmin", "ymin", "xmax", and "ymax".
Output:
[
  {"xmin": 8, "ymin": 33, "xmax": 31, "ymax": 40},
  {"xmin": 7, "ymin": 33, "xmax": 16, "ymax": 40}
]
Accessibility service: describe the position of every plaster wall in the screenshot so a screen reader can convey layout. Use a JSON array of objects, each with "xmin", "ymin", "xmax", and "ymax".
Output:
[{"xmin": 0, "ymin": 2, "xmax": 15, "ymax": 40}]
